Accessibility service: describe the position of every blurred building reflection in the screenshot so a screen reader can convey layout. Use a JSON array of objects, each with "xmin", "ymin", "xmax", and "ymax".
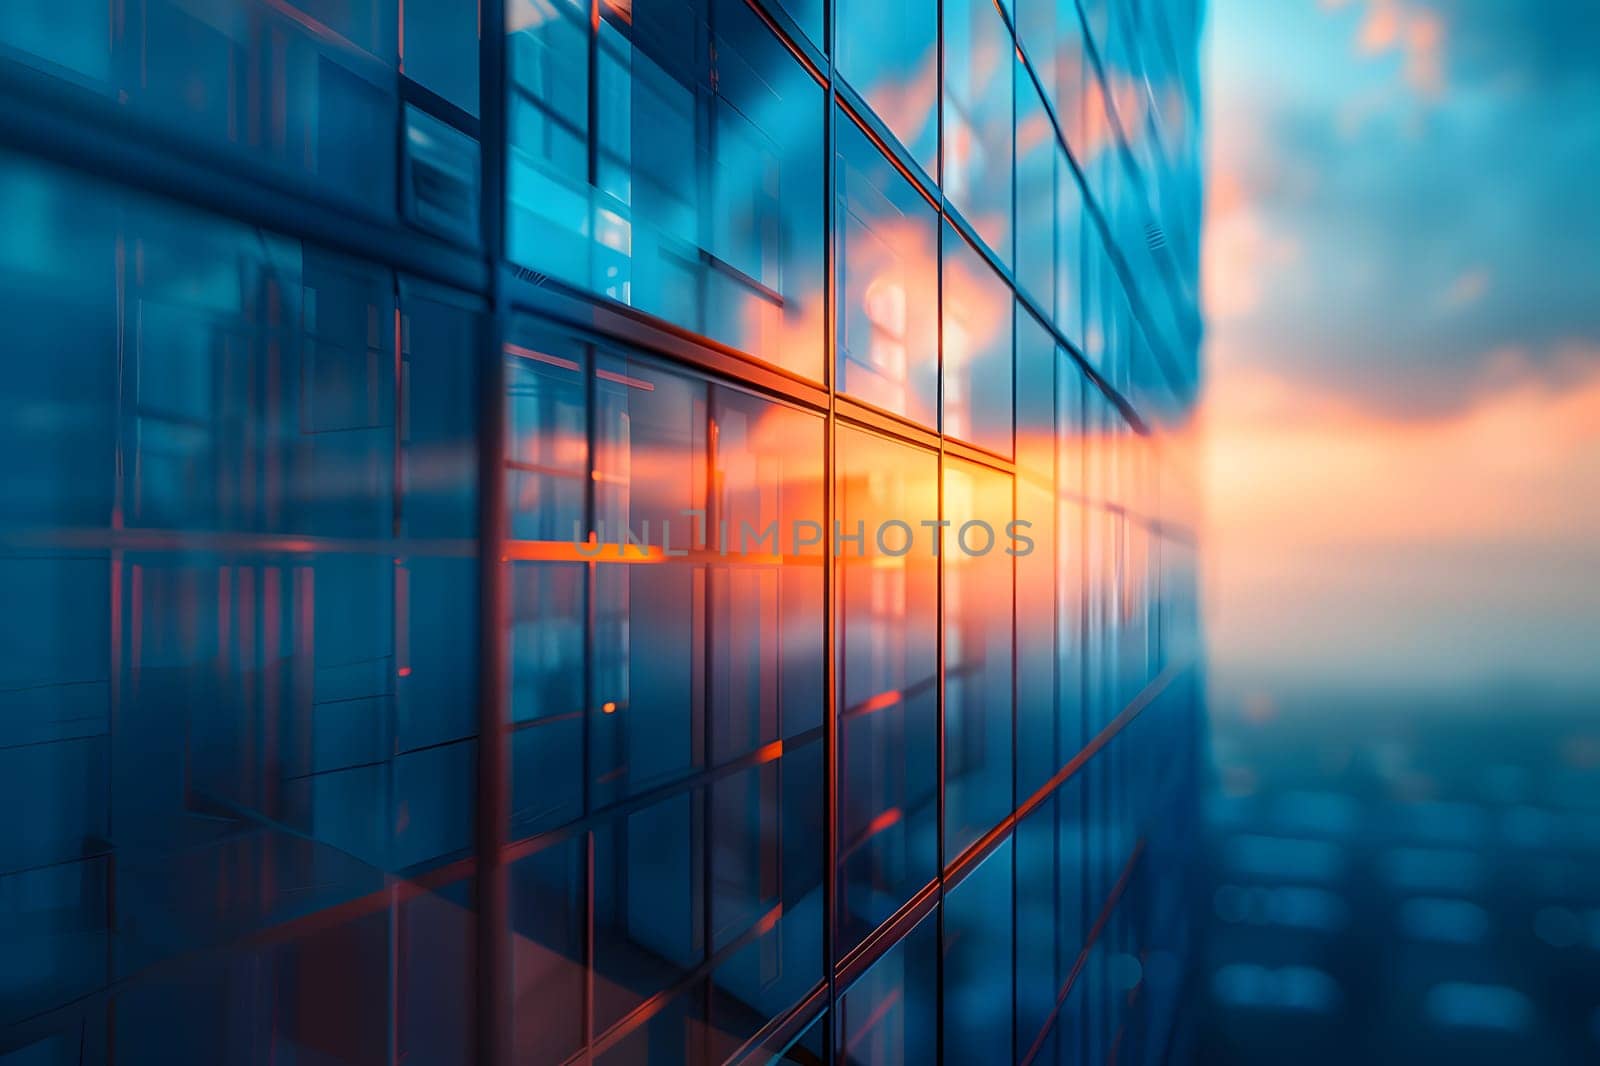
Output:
[
  {"xmin": 1199, "ymin": 686, "xmax": 1600, "ymax": 1066},
  {"xmin": 0, "ymin": 0, "xmax": 1203, "ymax": 1063}
]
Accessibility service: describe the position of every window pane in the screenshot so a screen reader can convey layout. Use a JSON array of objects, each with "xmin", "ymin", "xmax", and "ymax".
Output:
[
  {"xmin": 835, "ymin": 0, "xmax": 939, "ymax": 174},
  {"xmin": 0, "ymin": 0, "xmax": 399, "ymax": 214},
  {"xmin": 403, "ymin": 0, "xmax": 480, "ymax": 114},
  {"xmin": 504, "ymin": 328, "xmax": 588, "ymax": 837},
  {"xmin": 769, "ymin": 1008, "xmax": 828, "ymax": 1064},
  {"xmin": 1016, "ymin": 61, "xmax": 1057, "ymax": 313},
  {"xmin": 943, "ymin": 0, "xmax": 1015, "ymax": 262},
  {"xmin": 1057, "ymin": 770, "xmax": 1091, "ymax": 968},
  {"xmin": 1057, "ymin": 364, "xmax": 1088, "ymax": 760},
  {"xmin": 836, "ymin": 112, "xmax": 940, "ymax": 427},
  {"xmin": 593, "ymin": 792, "xmax": 703, "ymax": 1033},
  {"xmin": 511, "ymin": 837, "xmax": 587, "ymax": 1065},
  {"xmin": 1084, "ymin": 391, "xmax": 1120, "ymax": 736},
  {"xmin": 0, "ymin": 148, "xmax": 477, "ymax": 1050},
  {"xmin": 944, "ymin": 839, "xmax": 1015, "ymax": 1064},
  {"xmin": 941, "ymin": 225, "xmax": 1014, "ymax": 456},
  {"xmin": 1055, "ymin": 152, "xmax": 1087, "ymax": 346},
  {"xmin": 507, "ymin": 0, "xmax": 826, "ymax": 379},
  {"xmin": 1017, "ymin": 793, "xmax": 1078, "ymax": 1055},
  {"xmin": 404, "ymin": 104, "xmax": 482, "ymax": 245},
  {"xmin": 836, "ymin": 427, "xmax": 939, "ymax": 949},
  {"xmin": 710, "ymin": 389, "xmax": 827, "ymax": 759},
  {"xmin": 592, "ymin": 356, "xmax": 710, "ymax": 804},
  {"xmin": 838, "ymin": 909, "xmax": 938, "ymax": 1065},
  {"xmin": 1016, "ymin": 310, "xmax": 1058, "ymax": 802},
  {"xmin": 708, "ymin": 742, "xmax": 825, "ymax": 1043},
  {"xmin": 942, "ymin": 459, "xmax": 1014, "ymax": 858}
]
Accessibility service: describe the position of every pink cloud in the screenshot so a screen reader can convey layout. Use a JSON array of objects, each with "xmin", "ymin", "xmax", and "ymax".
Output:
[
  {"xmin": 1339, "ymin": 0, "xmax": 1449, "ymax": 99},
  {"xmin": 1202, "ymin": 179, "xmax": 1301, "ymax": 320}
]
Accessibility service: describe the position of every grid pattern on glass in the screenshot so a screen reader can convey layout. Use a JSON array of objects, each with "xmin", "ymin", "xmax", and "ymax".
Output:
[
  {"xmin": 506, "ymin": 0, "xmax": 827, "ymax": 381},
  {"xmin": 0, "ymin": 0, "xmax": 1205, "ymax": 1060},
  {"xmin": 941, "ymin": 222, "xmax": 1015, "ymax": 456},
  {"xmin": 943, "ymin": 0, "xmax": 1015, "ymax": 263},
  {"xmin": 834, "ymin": 0, "xmax": 940, "ymax": 177},
  {"xmin": 834, "ymin": 110, "xmax": 941, "ymax": 427}
]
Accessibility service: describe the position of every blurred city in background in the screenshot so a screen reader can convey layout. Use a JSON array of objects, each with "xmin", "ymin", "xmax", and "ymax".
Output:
[{"xmin": 1199, "ymin": 1, "xmax": 1600, "ymax": 1063}]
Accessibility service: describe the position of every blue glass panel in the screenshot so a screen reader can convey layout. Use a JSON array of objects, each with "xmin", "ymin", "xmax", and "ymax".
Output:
[
  {"xmin": 834, "ymin": 0, "xmax": 938, "ymax": 174},
  {"xmin": 1016, "ymin": 61, "xmax": 1057, "ymax": 315},
  {"xmin": 836, "ymin": 112, "xmax": 940, "ymax": 427},
  {"xmin": 403, "ymin": 104, "xmax": 482, "ymax": 245},
  {"xmin": 507, "ymin": 0, "xmax": 826, "ymax": 379},
  {"xmin": 590, "ymin": 356, "xmax": 709, "ymax": 803},
  {"xmin": 0, "ymin": 146, "xmax": 478, "ymax": 1051},
  {"xmin": 944, "ymin": 838, "xmax": 1015, "ymax": 1064},
  {"xmin": 769, "ymin": 1008, "xmax": 828, "ymax": 1064},
  {"xmin": 1016, "ymin": 310, "xmax": 1058, "ymax": 802},
  {"xmin": 511, "ymin": 836, "xmax": 587, "ymax": 1064},
  {"xmin": 403, "ymin": 0, "xmax": 480, "ymax": 114},
  {"xmin": 775, "ymin": 0, "xmax": 825, "ymax": 51},
  {"xmin": 504, "ymin": 328, "xmax": 588, "ymax": 838},
  {"xmin": 836, "ymin": 427, "xmax": 938, "ymax": 949},
  {"xmin": 0, "ymin": 0, "xmax": 399, "ymax": 214},
  {"xmin": 1017, "ymin": 793, "xmax": 1079, "ymax": 1058},
  {"xmin": 1056, "ymin": 365, "xmax": 1088, "ymax": 760},
  {"xmin": 838, "ymin": 910, "xmax": 938, "ymax": 1065},
  {"xmin": 1054, "ymin": 152, "xmax": 1087, "ymax": 347},
  {"xmin": 943, "ymin": 459, "xmax": 1014, "ymax": 858},
  {"xmin": 709, "ymin": 743, "xmax": 825, "ymax": 1043},
  {"xmin": 710, "ymin": 389, "xmax": 827, "ymax": 761},
  {"xmin": 1056, "ymin": 771, "xmax": 1090, "ymax": 971},
  {"xmin": 943, "ymin": 0, "xmax": 1014, "ymax": 262},
  {"xmin": 941, "ymin": 223, "xmax": 1014, "ymax": 456},
  {"xmin": 593, "ymin": 791, "xmax": 703, "ymax": 1033}
]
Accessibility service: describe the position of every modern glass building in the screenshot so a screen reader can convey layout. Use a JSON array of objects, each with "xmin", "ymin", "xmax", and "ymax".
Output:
[{"xmin": 0, "ymin": 1, "xmax": 1203, "ymax": 1063}]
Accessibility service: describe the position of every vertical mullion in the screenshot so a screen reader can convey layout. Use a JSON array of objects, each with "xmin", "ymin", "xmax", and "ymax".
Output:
[
  {"xmin": 822, "ymin": 0, "xmax": 839, "ymax": 1058},
  {"xmin": 477, "ymin": 0, "xmax": 512, "ymax": 1061},
  {"xmin": 934, "ymin": 0, "xmax": 948, "ymax": 1061}
]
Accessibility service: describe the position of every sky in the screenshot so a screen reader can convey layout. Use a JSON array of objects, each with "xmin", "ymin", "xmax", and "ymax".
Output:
[{"xmin": 1200, "ymin": 0, "xmax": 1600, "ymax": 694}]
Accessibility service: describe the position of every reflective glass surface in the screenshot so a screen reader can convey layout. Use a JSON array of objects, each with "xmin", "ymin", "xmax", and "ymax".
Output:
[
  {"xmin": 835, "ymin": 426, "xmax": 939, "ymax": 949},
  {"xmin": 1016, "ymin": 309, "xmax": 1059, "ymax": 801},
  {"xmin": 944, "ymin": 839, "xmax": 1015, "ymax": 1063},
  {"xmin": 941, "ymin": 223, "xmax": 1015, "ymax": 455},
  {"xmin": 0, "ymin": 147, "xmax": 479, "ymax": 1058},
  {"xmin": 0, "ymin": 0, "xmax": 1204, "ymax": 1060},
  {"xmin": 835, "ymin": 111, "xmax": 941, "ymax": 426},
  {"xmin": 838, "ymin": 910, "xmax": 938, "ymax": 1065},
  {"xmin": 1055, "ymin": 144, "xmax": 1088, "ymax": 346},
  {"xmin": 834, "ymin": 0, "xmax": 939, "ymax": 175},
  {"xmin": 943, "ymin": 0, "xmax": 1015, "ymax": 261},
  {"xmin": 0, "ymin": 0, "xmax": 404, "ymax": 215},
  {"xmin": 942, "ymin": 459, "xmax": 1014, "ymax": 858},
  {"xmin": 507, "ymin": 0, "xmax": 827, "ymax": 380},
  {"xmin": 500, "ymin": 331, "xmax": 828, "ymax": 1057},
  {"xmin": 1016, "ymin": 60, "xmax": 1058, "ymax": 314}
]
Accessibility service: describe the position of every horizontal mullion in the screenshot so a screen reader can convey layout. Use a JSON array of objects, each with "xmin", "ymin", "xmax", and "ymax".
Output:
[{"xmin": 502, "ymin": 269, "xmax": 831, "ymax": 413}]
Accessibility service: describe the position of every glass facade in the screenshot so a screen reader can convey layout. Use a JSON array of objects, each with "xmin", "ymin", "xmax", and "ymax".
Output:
[{"xmin": 0, "ymin": 1, "xmax": 1203, "ymax": 1063}]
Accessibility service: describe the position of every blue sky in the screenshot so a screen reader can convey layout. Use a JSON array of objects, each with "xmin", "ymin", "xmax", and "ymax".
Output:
[
  {"xmin": 1201, "ymin": 0, "xmax": 1600, "ymax": 693},
  {"xmin": 1207, "ymin": 0, "xmax": 1600, "ymax": 415}
]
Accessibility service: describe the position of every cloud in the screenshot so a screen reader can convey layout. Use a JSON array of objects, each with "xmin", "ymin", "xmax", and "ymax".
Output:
[
  {"xmin": 1203, "ymin": 354, "xmax": 1600, "ymax": 686},
  {"xmin": 1205, "ymin": 0, "xmax": 1600, "ymax": 418},
  {"xmin": 1203, "ymin": 191, "xmax": 1300, "ymax": 321},
  {"xmin": 1204, "ymin": 0, "xmax": 1600, "ymax": 691}
]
